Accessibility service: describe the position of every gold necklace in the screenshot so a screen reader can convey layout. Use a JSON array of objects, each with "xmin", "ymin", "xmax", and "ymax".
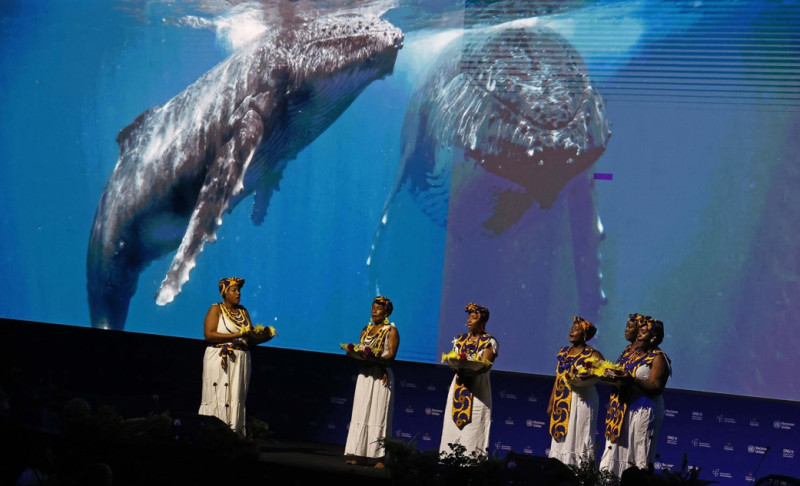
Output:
[
  {"xmin": 365, "ymin": 322, "xmax": 382, "ymax": 337},
  {"xmin": 219, "ymin": 303, "xmax": 246, "ymax": 325}
]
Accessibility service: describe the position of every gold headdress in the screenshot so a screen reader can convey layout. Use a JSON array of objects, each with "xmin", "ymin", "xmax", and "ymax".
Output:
[
  {"xmin": 218, "ymin": 277, "xmax": 245, "ymax": 296},
  {"xmin": 464, "ymin": 302, "xmax": 490, "ymax": 323}
]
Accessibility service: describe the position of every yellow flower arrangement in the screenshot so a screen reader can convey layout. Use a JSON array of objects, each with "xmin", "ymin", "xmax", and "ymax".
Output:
[
  {"xmin": 242, "ymin": 324, "xmax": 277, "ymax": 344},
  {"xmin": 563, "ymin": 356, "xmax": 626, "ymax": 388},
  {"xmin": 252, "ymin": 324, "xmax": 277, "ymax": 337},
  {"xmin": 441, "ymin": 350, "xmax": 493, "ymax": 375},
  {"xmin": 340, "ymin": 342, "xmax": 380, "ymax": 360},
  {"xmin": 579, "ymin": 356, "xmax": 623, "ymax": 375}
]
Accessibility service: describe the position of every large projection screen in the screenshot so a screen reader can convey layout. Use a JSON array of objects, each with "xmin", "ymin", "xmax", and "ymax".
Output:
[{"xmin": 1, "ymin": 0, "xmax": 798, "ymax": 402}]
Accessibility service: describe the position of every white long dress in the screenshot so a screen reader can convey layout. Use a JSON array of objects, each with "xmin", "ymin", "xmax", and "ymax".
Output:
[
  {"xmin": 344, "ymin": 322, "xmax": 396, "ymax": 460},
  {"xmin": 547, "ymin": 345, "xmax": 600, "ymax": 466},
  {"xmin": 439, "ymin": 335, "xmax": 499, "ymax": 458},
  {"xmin": 548, "ymin": 383, "xmax": 599, "ymax": 466},
  {"xmin": 599, "ymin": 360, "xmax": 668, "ymax": 476},
  {"xmin": 198, "ymin": 311, "xmax": 251, "ymax": 436}
]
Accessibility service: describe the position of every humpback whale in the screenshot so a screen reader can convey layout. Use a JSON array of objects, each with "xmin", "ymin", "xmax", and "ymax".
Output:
[
  {"xmin": 87, "ymin": 13, "xmax": 403, "ymax": 330},
  {"xmin": 367, "ymin": 24, "xmax": 610, "ymax": 362},
  {"xmin": 381, "ymin": 25, "xmax": 610, "ymax": 234}
]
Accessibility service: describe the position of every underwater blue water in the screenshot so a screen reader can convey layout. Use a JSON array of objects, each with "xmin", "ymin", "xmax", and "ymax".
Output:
[{"xmin": 1, "ymin": 0, "xmax": 798, "ymax": 402}]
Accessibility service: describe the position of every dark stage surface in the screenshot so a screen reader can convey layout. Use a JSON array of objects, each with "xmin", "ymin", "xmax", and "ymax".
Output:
[{"xmin": 258, "ymin": 438, "xmax": 391, "ymax": 481}]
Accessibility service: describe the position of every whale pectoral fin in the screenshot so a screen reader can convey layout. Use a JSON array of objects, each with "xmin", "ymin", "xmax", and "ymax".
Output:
[
  {"xmin": 482, "ymin": 188, "xmax": 534, "ymax": 235},
  {"xmin": 251, "ymin": 160, "xmax": 288, "ymax": 225},
  {"xmin": 156, "ymin": 110, "xmax": 266, "ymax": 305},
  {"xmin": 251, "ymin": 188, "xmax": 270, "ymax": 225}
]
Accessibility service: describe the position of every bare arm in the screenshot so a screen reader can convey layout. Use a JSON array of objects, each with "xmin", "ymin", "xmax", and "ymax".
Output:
[
  {"xmin": 382, "ymin": 326, "xmax": 400, "ymax": 360},
  {"xmin": 634, "ymin": 354, "xmax": 670, "ymax": 397},
  {"xmin": 374, "ymin": 326, "xmax": 400, "ymax": 387},
  {"xmin": 546, "ymin": 378, "xmax": 557, "ymax": 416},
  {"xmin": 203, "ymin": 304, "xmax": 244, "ymax": 343}
]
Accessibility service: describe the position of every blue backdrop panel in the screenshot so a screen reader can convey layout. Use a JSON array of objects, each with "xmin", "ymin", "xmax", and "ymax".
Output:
[
  {"xmin": 653, "ymin": 389, "xmax": 799, "ymax": 482},
  {"xmin": 298, "ymin": 354, "xmax": 799, "ymax": 483}
]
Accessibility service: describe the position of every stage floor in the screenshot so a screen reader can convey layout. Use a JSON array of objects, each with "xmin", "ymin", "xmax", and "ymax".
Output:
[{"xmin": 257, "ymin": 438, "xmax": 391, "ymax": 482}]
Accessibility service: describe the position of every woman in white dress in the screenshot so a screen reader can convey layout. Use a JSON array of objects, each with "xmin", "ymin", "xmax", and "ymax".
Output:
[
  {"xmin": 439, "ymin": 302, "xmax": 498, "ymax": 460},
  {"xmin": 344, "ymin": 296, "xmax": 400, "ymax": 468},
  {"xmin": 198, "ymin": 277, "xmax": 271, "ymax": 436},
  {"xmin": 547, "ymin": 316, "xmax": 604, "ymax": 467},
  {"xmin": 599, "ymin": 314, "xmax": 671, "ymax": 477}
]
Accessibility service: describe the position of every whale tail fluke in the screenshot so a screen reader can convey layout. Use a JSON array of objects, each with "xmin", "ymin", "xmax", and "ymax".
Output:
[{"xmin": 86, "ymin": 196, "xmax": 140, "ymax": 330}]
